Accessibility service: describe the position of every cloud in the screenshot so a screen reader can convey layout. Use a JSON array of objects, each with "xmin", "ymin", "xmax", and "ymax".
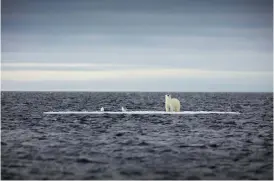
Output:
[
  {"xmin": 2, "ymin": 74, "xmax": 272, "ymax": 92},
  {"xmin": 1, "ymin": 68, "xmax": 272, "ymax": 81},
  {"xmin": 1, "ymin": 62, "xmax": 148, "ymax": 71},
  {"xmin": 2, "ymin": 30, "xmax": 272, "ymax": 53},
  {"xmin": 2, "ymin": 50, "xmax": 272, "ymax": 72}
]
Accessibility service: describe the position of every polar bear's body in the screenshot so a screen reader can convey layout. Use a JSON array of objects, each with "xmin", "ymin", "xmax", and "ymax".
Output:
[{"xmin": 165, "ymin": 94, "xmax": 181, "ymax": 112}]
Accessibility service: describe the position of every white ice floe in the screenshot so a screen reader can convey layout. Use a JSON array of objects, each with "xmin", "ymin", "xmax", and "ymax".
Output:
[{"xmin": 44, "ymin": 111, "xmax": 241, "ymax": 115}]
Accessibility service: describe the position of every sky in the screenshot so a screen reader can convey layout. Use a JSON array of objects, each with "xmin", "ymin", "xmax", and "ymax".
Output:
[{"xmin": 1, "ymin": 0, "xmax": 273, "ymax": 92}]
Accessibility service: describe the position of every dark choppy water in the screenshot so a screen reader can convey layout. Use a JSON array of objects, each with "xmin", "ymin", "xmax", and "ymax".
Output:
[{"xmin": 1, "ymin": 92, "xmax": 273, "ymax": 180}]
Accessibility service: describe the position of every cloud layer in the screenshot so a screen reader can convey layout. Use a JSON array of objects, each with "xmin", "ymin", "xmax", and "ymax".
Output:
[{"xmin": 1, "ymin": 0, "xmax": 273, "ymax": 91}]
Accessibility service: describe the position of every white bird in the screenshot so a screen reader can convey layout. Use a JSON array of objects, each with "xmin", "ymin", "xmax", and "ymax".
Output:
[
  {"xmin": 100, "ymin": 107, "xmax": 104, "ymax": 112},
  {"xmin": 121, "ymin": 107, "xmax": 127, "ymax": 112}
]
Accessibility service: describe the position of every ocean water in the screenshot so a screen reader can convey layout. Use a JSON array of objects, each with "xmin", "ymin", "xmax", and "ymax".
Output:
[{"xmin": 1, "ymin": 92, "xmax": 273, "ymax": 180}]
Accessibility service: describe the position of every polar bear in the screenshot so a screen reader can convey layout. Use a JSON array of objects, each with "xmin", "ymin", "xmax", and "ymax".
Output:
[{"xmin": 165, "ymin": 94, "xmax": 181, "ymax": 112}]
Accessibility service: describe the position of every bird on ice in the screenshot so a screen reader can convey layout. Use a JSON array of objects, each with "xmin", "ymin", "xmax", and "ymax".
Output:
[
  {"xmin": 100, "ymin": 107, "xmax": 104, "ymax": 112},
  {"xmin": 121, "ymin": 107, "xmax": 127, "ymax": 112}
]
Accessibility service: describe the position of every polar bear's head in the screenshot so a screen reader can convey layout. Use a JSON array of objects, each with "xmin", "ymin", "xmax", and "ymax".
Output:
[{"xmin": 165, "ymin": 94, "xmax": 171, "ymax": 101}]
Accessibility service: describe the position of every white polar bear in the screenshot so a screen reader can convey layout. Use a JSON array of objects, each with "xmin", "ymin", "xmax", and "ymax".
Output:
[{"xmin": 165, "ymin": 94, "xmax": 181, "ymax": 112}]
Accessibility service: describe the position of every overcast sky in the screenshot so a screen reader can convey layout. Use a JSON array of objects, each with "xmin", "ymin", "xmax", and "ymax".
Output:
[{"xmin": 1, "ymin": 0, "xmax": 273, "ymax": 92}]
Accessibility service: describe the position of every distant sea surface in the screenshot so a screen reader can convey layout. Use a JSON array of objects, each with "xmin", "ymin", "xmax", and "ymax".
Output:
[{"xmin": 1, "ymin": 92, "xmax": 273, "ymax": 180}]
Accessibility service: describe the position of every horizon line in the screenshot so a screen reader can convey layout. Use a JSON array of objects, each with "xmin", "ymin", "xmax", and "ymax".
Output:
[{"xmin": 1, "ymin": 90, "xmax": 273, "ymax": 93}]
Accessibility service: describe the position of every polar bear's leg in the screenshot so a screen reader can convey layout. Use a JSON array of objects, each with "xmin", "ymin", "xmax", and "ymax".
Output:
[
  {"xmin": 169, "ymin": 104, "xmax": 174, "ymax": 112},
  {"xmin": 166, "ymin": 104, "xmax": 171, "ymax": 112},
  {"xmin": 165, "ymin": 105, "xmax": 169, "ymax": 112},
  {"xmin": 173, "ymin": 105, "xmax": 177, "ymax": 112},
  {"xmin": 174, "ymin": 105, "xmax": 180, "ymax": 112},
  {"xmin": 177, "ymin": 104, "xmax": 181, "ymax": 112},
  {"xmin": 173, "ymin": 104, "xmax": 180, "ymax": 112},
  {"xmin": 177, "ymin": 100, "xmax": 181, "ymax": 112}
]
